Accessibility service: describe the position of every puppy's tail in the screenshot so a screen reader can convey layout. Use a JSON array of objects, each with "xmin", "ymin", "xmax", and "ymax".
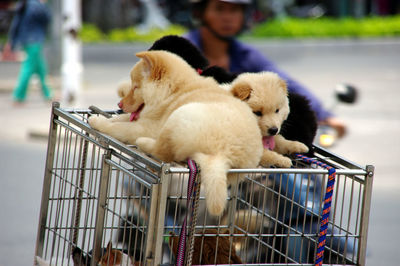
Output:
[{"xmin": 192, "ymin": 153, "xmax": 230, "ymax": 216}]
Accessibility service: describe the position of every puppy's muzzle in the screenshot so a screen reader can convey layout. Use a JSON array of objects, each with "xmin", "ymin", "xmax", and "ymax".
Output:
[{"xmin": 268, "ymin": 127, "xmax": 278, "ymax": 136}]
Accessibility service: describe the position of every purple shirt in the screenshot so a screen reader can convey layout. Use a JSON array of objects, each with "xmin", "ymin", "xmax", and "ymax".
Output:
[{"xmin": 185, "ymin": 30, "xmax": 332, "ymax": 121}]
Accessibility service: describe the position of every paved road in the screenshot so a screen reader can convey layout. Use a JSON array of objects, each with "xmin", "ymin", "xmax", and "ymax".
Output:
[{"xmin": 0, "ymin": 38, "xmax": 399, "ymax": 265}]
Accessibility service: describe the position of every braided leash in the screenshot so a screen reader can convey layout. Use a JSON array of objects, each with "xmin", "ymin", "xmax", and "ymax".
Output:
[
  {"xmin": 176, "ymin": 159, "xmax": 200, "ymax": 266},
  {"xmin": 295, "ymin": 154, "xmax": 336, "ymax": 266}
]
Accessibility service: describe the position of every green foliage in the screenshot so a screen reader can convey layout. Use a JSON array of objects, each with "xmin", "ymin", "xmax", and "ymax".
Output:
[
  {"xmin": 80, "ymin": 23, "xmax": 186, "ymax": 43},
  {"xmin": 249, "ymin": 15, "xmax": 400, "ymax": 38},
  {"xmin": 79, "ymin": 24, "xmax": 106, "ymax": 42},
  {"xmin": 79, "ymin": 16, "xmax": 400, "ymax": 43}
]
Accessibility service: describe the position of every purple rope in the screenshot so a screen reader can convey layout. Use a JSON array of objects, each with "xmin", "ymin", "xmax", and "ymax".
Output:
[
  {"xmin": 295, "ymin": 154, "xmax": 336, "ymax": 266},
  {"xmin": 175, "ymin": 159, "xmax": 199, "ymax": 266}
]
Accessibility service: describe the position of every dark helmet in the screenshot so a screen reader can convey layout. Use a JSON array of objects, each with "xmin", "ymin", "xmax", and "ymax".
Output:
[{"xmin": 190, "ymin": 0, "xmax": 252, "ymax": 41}]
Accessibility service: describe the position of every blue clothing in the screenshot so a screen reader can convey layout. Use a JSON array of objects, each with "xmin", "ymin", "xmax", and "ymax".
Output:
[
  {"xmin": 8, "ymin": 0, "xmax": 51, "ymax": 50},
  {"xmin": 185, "ymin": 29, "xmax": 332, "ymax": 121}
]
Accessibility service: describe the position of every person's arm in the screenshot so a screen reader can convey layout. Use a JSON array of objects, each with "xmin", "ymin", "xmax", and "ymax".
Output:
[{"xmin": 7, "ymin": 8, "xmax": 22, "ymax": 50}]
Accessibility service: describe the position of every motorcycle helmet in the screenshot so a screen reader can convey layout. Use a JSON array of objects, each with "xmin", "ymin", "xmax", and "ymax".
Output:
[{"xmin": 190, "ymin": 0, "xmax": 252, "ymax": 41}]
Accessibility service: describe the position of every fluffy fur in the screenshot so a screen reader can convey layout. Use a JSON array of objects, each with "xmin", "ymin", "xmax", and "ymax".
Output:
[
  {"xmin": 226, "ymin": 72, "xmax": 309, "ymax": 167},
  {"xmin": 148, "ymin": 35, "xmax": 317, "ymax": 153},
  {"xmin": 148, "ymin": 35, "xmax": 209, "ymax": 71},
  {"xmin": 114, "ymin": 35, "xmax": 316, "ymax": 153},
  {"xmin": 99, "ymin": 242, "xmax": 137, "ymax": 266},
  {"xmin": 169, "ymin": 229, "xmax": 243, "ymax": 264},
  {"xmin": 281, "ymin": 92, "xmax": 317, "ymax": 154},
  {"xmin": 89, "ymin": 50, "xmax": 263, "ymax": 216}
]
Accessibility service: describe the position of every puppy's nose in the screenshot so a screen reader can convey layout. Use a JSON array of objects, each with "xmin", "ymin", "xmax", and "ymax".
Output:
[
  {"xmin": 118, "ymin": 101, "xmax": 123, "ymax": 109},
  {"xmin": 268, "ymin": 127, "xmax": 278, "ymax": 136}
]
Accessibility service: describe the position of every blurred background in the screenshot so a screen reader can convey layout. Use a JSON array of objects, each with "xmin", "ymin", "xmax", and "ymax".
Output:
[
  {"xmin": 1, "ymin": 0, "xmax": 400, "ymax": 82},
  {"xmin": 0, "ymin": 0, "xmax": 399, "ymax": 265}
]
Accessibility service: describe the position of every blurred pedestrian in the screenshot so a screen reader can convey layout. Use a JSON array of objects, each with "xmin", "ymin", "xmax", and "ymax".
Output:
[
  {"xmin": 186, "ymin": 0, "xmax": 347, "ymax": 137},
  {"xmin": 4, "ymin": 0, "xmax": 53, "ymax": 105}
]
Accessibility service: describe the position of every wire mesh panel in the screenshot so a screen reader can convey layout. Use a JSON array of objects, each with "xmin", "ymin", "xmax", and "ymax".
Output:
[
  {"xmin": 163, "ymin": 163, "xmax": 373, "ymax": 265},
  {"xmin": 34, "ymin": 104, "xmax": 164, "ymax": 266},
  {"xmin": 34, "ymin": 104, "xmax": 373, "ymax": 266}
]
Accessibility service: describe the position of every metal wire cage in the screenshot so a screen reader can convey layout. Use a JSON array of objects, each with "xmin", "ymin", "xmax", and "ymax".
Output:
[{"xmin": 34, "ymin": 103, "xmax": 374, "ymax": 266}]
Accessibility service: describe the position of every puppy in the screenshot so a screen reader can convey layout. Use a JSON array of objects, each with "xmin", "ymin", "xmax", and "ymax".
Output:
[
  {"xmin": 225, "ymin": 72, "xmax": 309, "ymax": 168},
  {"xmin": 148, "ymin": 35, "xmax": 209, "ymax": 72},
  {"xmin": 99, "ymin": 242, "xmax": 137, "ymax": 266},
  {"xmin": 89, "ymin": 51, "xmax": 263, "ymax": 216},
  {"xmin": 146, "ymin": 35, "xmax": 317, "ymax": 153},
  {"xmin": 169, "ymin": 229, "xmax": 243, "ymax": 265},
  {"xmin": 72, "ymin": 246, "xmax": 92, "ymax": 266},
  {"xmin": 281, "ymin": 92, "xmax": 317, "ymax": 154}
]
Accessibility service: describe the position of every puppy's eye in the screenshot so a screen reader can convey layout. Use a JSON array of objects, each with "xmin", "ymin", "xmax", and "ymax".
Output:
[
  {"xmin": 253, "ymin": 111, "xmax": 262, "ymax": 117},
  {"xmin": 275, "ymin": 109, "xmax": 279, "ymax": 113}
]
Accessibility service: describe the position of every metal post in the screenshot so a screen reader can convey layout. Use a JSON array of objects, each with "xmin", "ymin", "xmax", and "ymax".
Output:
[
  {"xmin": 91, "ymin": 149, "xmax": 112, "ymax": 265},
  {"xmin": 357, "ymin": 165, "xmax": 374, "ymax": 266},
  {"xmin": 34, "ymin": 102, "xmax": 60, "ymax": 258},
  {"xmin": 71, "ymin": 134, "xmax": 89, "ymax": 246},
  {"xmin": 48, "ymin": 0, "xmax": 62, "ymax": 76},
  {"xmin": 227, "ymin": 176, "xmax": 239, "ymax": 235},
  {"xmin": 187, "ymin": 170, "xmax": 201, "ymax": 266},
  {"xmin": 61, "ymin": 0, "xmax": 83, "ymax": 105},
  {"xmin": 144, "ymin": 164, "xmax": 171, "ymax": 265},
  {"xmin": 154, "ymin": 164, "xmax": 171, "ymax": 264}
]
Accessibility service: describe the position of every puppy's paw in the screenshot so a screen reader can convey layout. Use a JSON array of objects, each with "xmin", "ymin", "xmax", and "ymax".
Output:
[
  {"xmin": 136, "ymin": 137, "xmax": 156, "ymax": 154},
  {"xmin": 261, "ymin": 150, "xmax": 293, "ymax": 168},
  {"xmin": 276, "ymin": 138, "xmax": 309, "ymax": 155},
  {"xmin": 288, "ymin": 141, "xmax": 309, "ymax": 154},
  {"xmin": 88, "ymin": 115, "xmax": 110, "ymax": 131},
  {"xmin": 275, "ymin": 156, "xmax": 293, "ymax": 168}
]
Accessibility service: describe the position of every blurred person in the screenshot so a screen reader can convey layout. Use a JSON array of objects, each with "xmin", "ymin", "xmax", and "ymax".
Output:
[
  {"xmin": 3, "ymin": 0, "xmax": 52, "ymax": 104},
  {"xmin": 186, "ymin": 0, "xmax": 347, "ymax": 138}
]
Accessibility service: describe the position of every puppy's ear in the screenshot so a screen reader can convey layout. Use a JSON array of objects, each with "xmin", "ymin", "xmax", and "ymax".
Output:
[
  {"xmin": 231, "ymin": 81, "xmax": 252, "ymax": 101},
  {"xmin": 102, "ymin": 241, "xmax": 116, "ymax": 264},
  {"xmin": 136, "ymin": 51, "xmax": 166, "ymax": 81},
  {"xmin": 105, "ymin": 241, "xmax": 113, "ymax": 255},
  {"xmin": 278, "ymin": 79, "xmax": 288, "ymax": 95}
]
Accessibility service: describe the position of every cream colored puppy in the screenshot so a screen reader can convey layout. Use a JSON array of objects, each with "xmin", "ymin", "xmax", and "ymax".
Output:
[
  {"xmin": 225, "ymin": 72, "xmax": 309, "ymax": 168},
  {"xmin": 89, "ymin": 50, "xmax": 263, "ymax": 216}
]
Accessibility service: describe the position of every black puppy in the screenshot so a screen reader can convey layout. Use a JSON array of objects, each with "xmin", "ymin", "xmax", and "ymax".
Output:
[
  {"xmin": 148, "ymin": 34, "xmax": 209, "ymax": 72},
  {"xmin": 281, "ymin": 93, "xmax": 317, "ymax": 155},
  {"xmin": 72, "ymin": 246, "xmax": 92, "ymax": 266},
  {"xmin": 149, "ymin": 35, "xmax": 317, "ymax": 154}
]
